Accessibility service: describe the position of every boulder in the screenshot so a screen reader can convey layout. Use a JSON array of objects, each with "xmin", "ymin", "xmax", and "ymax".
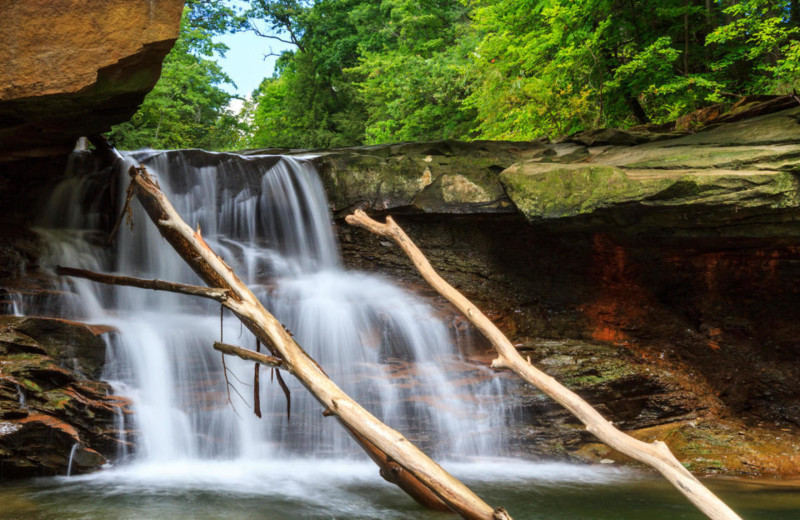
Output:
[{"xmin": 0, "ymin": 0, "xmax": 185, "ymax": 163}]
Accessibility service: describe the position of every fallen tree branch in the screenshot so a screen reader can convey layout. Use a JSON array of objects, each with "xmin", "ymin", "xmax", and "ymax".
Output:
[
  {"xmin": 120, "ymin": 165, "xmax": 510, "ymax": 520},
  {"xmin": 56, "ymin": 266, "xmax": 229, "ymax": 302},
  {"xmin": 213, "ymin": 341, "xmax": 283, "ymax": 368},
  {"xmin": 345, "ymin": 209, "xmax": 741, "ymax": 520}
]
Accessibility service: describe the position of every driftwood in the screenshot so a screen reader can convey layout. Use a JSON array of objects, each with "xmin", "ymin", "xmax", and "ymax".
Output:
[
  {"xmin": 60, "ymin": 164, "xmax": 511, "ymax": 520},
  {"xmin": 345, "ymin": 209, "xmax": 741, "ymax": 520}
]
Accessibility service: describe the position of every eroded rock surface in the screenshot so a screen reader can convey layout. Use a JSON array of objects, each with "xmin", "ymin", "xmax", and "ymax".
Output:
[
  {"xmin": 501, "ymin": 106, "xmax": 800, "ymax": 232},
  {"xmin": 0, "ymin": 316, "xmax": 129, "ymax": 479}
]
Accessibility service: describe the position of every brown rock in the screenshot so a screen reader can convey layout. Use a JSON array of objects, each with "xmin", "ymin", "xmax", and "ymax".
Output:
[
  {"xmin": 0, "ymin": 0, "xmax": 185, "ymax": 162},
  {"xmin": 0, "ymin": 316, "xmax": 130, "ymax": 480}
]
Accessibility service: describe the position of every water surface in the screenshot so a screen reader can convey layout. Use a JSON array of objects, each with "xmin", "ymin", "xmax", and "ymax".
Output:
[{"xmin": 1, "ymin": 460, "xmax": 798, "ymax": 519}]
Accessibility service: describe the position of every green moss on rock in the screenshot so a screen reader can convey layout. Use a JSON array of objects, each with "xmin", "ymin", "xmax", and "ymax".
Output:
[
  {"xmin": 500, "ymin": 164, "xmax": 673, "ymax": 219},
  {"xmin": 500, "ymin": 161, "xmax": 800, "ymax": 222}
]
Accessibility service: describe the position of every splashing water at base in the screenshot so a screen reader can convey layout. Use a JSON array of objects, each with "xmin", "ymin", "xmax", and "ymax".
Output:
[{"xmin": 2, "ymin": 460, "xmax": 798, "ymax": 520}]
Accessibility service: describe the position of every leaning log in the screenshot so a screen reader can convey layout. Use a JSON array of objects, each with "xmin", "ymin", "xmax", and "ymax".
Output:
[
  {"xmin": 345, "ymin": 209, "xmax": 741, "ymax": 520},
  {"xmin": 105, "ymin": 165, "xmax": 510, "ymax": 520}
]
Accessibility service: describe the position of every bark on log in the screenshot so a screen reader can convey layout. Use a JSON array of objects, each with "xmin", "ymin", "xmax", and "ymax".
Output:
[
  {"xmin": 345, "ymin": 209, "xmax": 741, "ymax": 520},
  {"xmin": 118, "ymin": 165, "xmax": 510, "ymax": 520}
]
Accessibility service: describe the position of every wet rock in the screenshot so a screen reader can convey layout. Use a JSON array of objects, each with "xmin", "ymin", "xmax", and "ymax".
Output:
[{"xmin": 0, "ymin": 316, "xmax": 129, "ymax": 480}]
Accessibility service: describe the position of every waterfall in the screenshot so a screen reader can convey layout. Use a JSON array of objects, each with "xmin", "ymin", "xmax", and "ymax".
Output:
[{"xmin": 25, "ymin": 149, "xmax": 508, "ymax": 467}]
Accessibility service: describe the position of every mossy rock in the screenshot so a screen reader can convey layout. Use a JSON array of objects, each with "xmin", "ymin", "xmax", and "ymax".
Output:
[
  {"xmin": 500, "ymin": 162, "xmax": 800, "ymax": 222},
  {"xmin": 311, "ymin": 140, "xmax": 549, "ymax": 214},
  {"xmin": 0, "ymin": 316, "xmax": 109, "ymax": 380}
]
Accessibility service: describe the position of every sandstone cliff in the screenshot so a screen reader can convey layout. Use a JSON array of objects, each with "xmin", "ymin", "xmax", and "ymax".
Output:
[{"xmin": 0, "ymin": 0, "xmax": 185, "ymax": 163}]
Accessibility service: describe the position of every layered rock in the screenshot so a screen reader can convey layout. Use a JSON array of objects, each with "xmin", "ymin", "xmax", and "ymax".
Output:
[
  {"xmin": 0, "ymin": 316, "xmax": 129, "ymax": 479},
  {"xmin": 0, "ymin": 0, "xmax": 184, "ymax": 163},
  {"xmin": 287, "ymin": 140, "xmax": 553, "ymax": 215},
  {"xmin": 333, "ymin": 103, "xmax": 800, "ymax": 476},
  {"xmin": 501, "ymin": 106, "xmax": 800, "ymax": 233}
]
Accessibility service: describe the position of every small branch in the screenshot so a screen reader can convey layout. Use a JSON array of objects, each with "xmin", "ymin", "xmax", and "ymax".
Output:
[
  {"xmin": 213, "ymin": 341, "xmax": 283, "ymax": 368},
  {"xmin": 56, "ymin": 266, "xmax": 229, "ymax": 302},
  {"xmin": 254, "ymin": 362, "xmax": 261, "ymax": 418},
  {"xmin": 275, "ymin": 368, "xmax": 291, "ymax": 422},
  {"xmin": 107, "ymin": 181, "xmax": 136, "ymax": 246},
  {"xmin": 254, "ymin": 340, "xmax": 262, "ymax": 418}
]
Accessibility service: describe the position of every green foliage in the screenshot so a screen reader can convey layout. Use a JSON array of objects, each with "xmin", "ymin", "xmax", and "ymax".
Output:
[
  {"xmin": 113, "ymin": 0, "xmax": 800, "ymax": 150},
  {"xmin": 245, "ymin": 0, "xmax": 475, "ymax": 148},
  {"xmin": 350, "ymin": 1, "xmax": 476, "ymax": 143},
  {"xmin": 465, "ymin": 0, "xmax": 800, "ymax": 140},
  {"xmin": 108, "ymin": 7, "xmax": 244, "ymax": 150},
  {"xmin": 707, "ymin": 0, "xmax": 800, "ymax": 93},
  {"xmin": 244, "ymin": 0, "xmax": 367, "ymax": 148}
]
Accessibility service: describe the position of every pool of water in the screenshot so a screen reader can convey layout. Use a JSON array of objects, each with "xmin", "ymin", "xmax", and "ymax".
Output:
[{"xmin": 1, "ymin": 459, "xmax": 799, "ymax": 519}]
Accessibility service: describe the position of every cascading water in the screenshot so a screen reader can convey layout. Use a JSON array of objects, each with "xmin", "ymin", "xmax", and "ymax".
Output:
[{"xmin": 27, "ymin": 149, "xmax": 509, "ymax": 469}]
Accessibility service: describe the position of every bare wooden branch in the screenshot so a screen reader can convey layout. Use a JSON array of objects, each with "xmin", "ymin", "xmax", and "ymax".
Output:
[
  {"xmin": 107, "ymin": 180, "xmax": 136, "ymax": 245},
  {"xmin": 213, "ymin": 341, "xmax": 284, "ymax": 368},
  {"xmin": 126, "ymin": 165, "xmax": 510, "ymax": 520},
  {"xmin": 345, "ymin": 209, "xmax": 741, "ymax": 520},
  {"xmin": 56, "ymin": 266, "xmax": 230, "ymax": 302},
  {"xmin": 274, "ymin": 367, "xmax": 291, "ymax": 422},
  {"xmin": 254, "ymin": 339, "xmax": 262, "ymax": 418}
]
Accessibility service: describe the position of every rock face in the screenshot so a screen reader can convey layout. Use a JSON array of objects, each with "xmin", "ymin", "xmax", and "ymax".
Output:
[
  {"xmin": 334, "ymin": 103, "xmax": 800, "ymax": 476},
  {"xmin": 0, "ymin": 316, "xmax": 129, "ymax": 479},
  {"xmin": 293, "ymin": 140, "xmax": 552, "ymax": 215},
  {"xmin": 501, "ymin": 106, "xmax": 800, "ymax": 231},
  {"xmin": 0, "ymin": 0, "xmax": 184, "ymax": 162}
]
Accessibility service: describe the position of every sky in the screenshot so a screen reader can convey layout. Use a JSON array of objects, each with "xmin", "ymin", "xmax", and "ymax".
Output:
[{"xmin": 215, "ymin": 31, "xmax": 294, "ymax": 98}]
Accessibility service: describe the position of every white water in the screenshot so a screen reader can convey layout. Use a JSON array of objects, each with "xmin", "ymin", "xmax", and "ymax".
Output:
[
  {"xmin": 26, "ymin": 150, "xmax": 509, "ymax": 471},
  {"xmin": 66, "ymin": 442, "xmax": 79, "ymax": 477}
]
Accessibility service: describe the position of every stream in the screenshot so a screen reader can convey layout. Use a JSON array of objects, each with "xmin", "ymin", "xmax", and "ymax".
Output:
[{"xmin": 1, "ymin": 461, "xmax": 799, "ymax": 519}]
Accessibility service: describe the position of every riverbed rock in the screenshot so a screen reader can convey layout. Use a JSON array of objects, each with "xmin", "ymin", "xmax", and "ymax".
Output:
[
  {"xmin": 0, "ymin": 316, "xmax": 129, "ymax": 479},
  {"xmin": 0, "ymin": 0, "xmax": 184, "ymax": 163}
]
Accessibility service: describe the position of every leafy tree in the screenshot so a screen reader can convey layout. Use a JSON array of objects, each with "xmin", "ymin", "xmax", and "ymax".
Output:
[
  {"xmin": 465, "ymin": 0, "xmax": 800, "ymax": 140},
  {"xmin": 244, "ymin": 0, "xmax": 474, "ymax": 148},
  {"xmin": 707, "ymin": 0, "xmax": 800, "ymax": 93},
  {"xmin": 244, "ymin": 0, "xmax": 367, "ymax": 149},
  {"xmin": 114, "ymin": 0, "xmax": 800, "ymax": 150},
  {"xmin": 108, "ymin": 6, "xmax": 245, "ymax": 150},
  {"xmin": 349, "ymin": 0, "xmax": 477, "ymax": 143}
]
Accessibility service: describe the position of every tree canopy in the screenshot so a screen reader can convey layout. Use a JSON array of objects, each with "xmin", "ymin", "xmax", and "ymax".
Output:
[
  {"xmin": 111, "ymin": 0, "xmax": 800, "ymax": 150},
  {"xmin": 108, "ymin": 4, "xmax": 245, "ymax": 150}
]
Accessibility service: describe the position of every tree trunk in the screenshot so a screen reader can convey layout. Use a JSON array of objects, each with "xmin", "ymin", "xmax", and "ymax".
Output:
[
  {"xmin": 94, "ymin": 164, "xmax": 512, "ymax": 520},
  {"xmin": 345, "ymin": 210, "xmax": 741, "ymax": 520},
  {"xmin": 626, "ymin": 94, "xmax": 650, "ymax": 125}
]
